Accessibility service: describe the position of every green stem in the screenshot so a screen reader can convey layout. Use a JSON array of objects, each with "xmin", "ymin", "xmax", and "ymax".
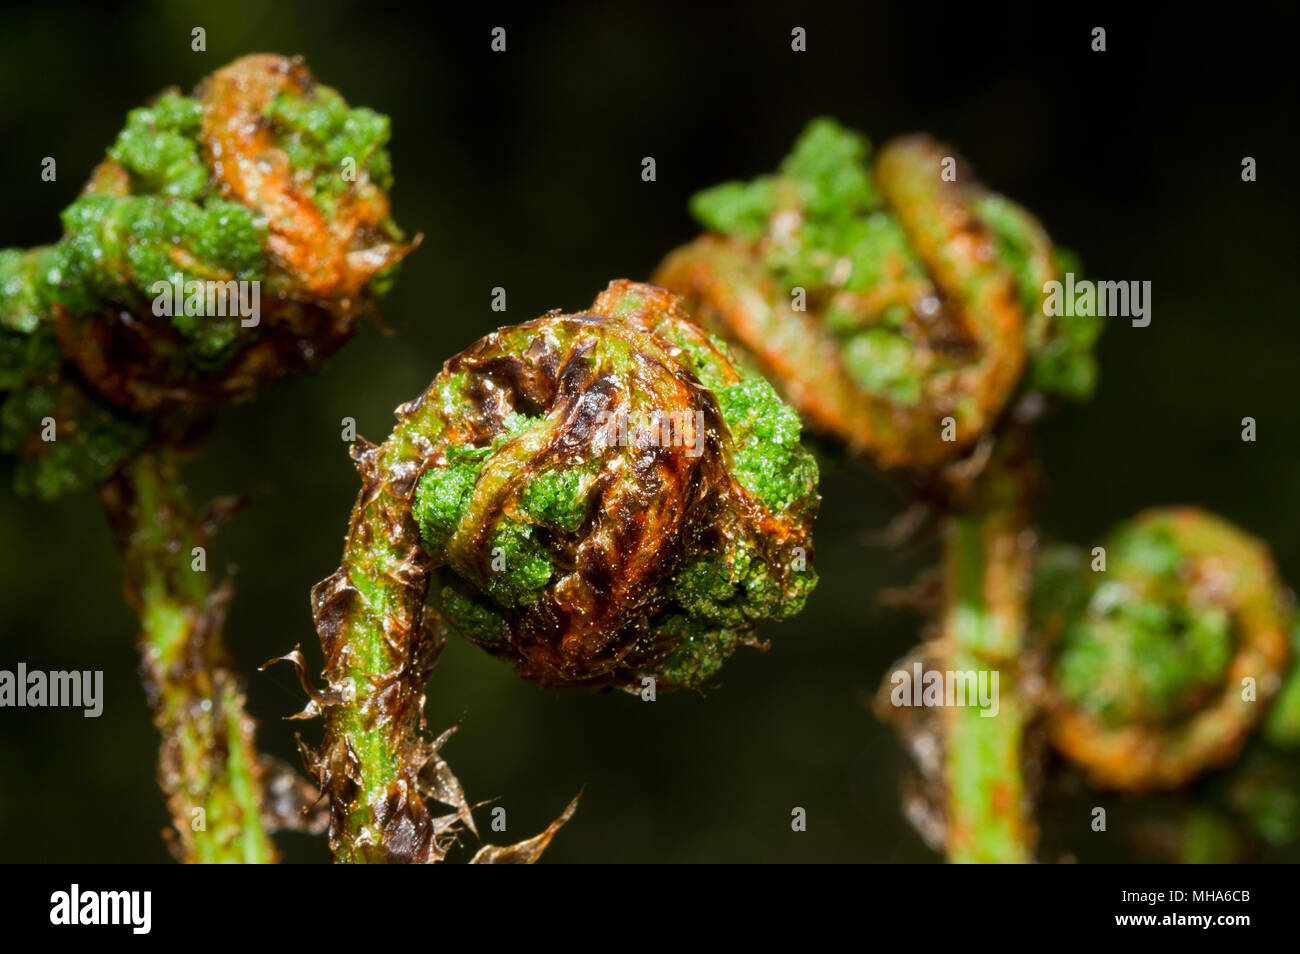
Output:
[
  {"xmin": 310, "ymin": 402, "xmax": 450, "ymax": 864},
  {"xmin": 939, "ymin": 454, "xmax": 1036, "ymax": 863},
  {"xmin": 103, "ymin": 449, "xmax": 276, "ymax": 863}
]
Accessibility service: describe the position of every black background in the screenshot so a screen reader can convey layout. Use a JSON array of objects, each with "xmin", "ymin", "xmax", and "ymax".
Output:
[{"xmin": 0, "ymin": 0, "xmax": 1296, "ymax": 862}]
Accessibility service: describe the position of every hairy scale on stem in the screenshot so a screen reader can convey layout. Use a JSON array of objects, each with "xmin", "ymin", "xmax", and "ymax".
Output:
[
  {"xmin": 303, "ymin": 280, "xmax": 819, "ymax": 862},
  {"xmin": 101, "ymin": 451, "xmax": 282, "ymax": 862}
]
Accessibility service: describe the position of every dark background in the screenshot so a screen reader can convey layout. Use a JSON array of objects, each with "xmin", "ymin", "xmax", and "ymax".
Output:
[{"xmin": 0, "ymin": 0, "xmax": 1295, "ymax": 862}]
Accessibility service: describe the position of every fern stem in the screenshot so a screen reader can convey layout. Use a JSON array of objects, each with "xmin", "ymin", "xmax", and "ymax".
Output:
[
  {"xmin": 939, "ymin": 453, "xmax": 1036, "ymax": 863},
  {"xmin": 103, "ymin": 449, "xmax": 276, "ymax": 863}
]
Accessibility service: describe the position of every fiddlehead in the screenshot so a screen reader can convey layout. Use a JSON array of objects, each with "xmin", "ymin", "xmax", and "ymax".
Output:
[
  {"xmin": 655, "ymin": 118, "xmax": 1098, "ymax": 472},
  {"xmin": 0, "ymin": 55, "xmax": 414, "ymax": 861},
  {"xmin": 52, "ymin": 53, "xmax": 414, "ymax": 416},
  {"xmin": 2, "ymin": 54, "xmax": 415, "ymax": 494},
  {"xmin": 1034, "ymin": 507, "xmax": 1292, "ymax": 791},
  {"xmin": 657, "ymin": 119, "xmax": 1102, "ymax": 862},
  {"xmin": 307, "ymin": 280, "xmax": 819, "ymax": 862}
]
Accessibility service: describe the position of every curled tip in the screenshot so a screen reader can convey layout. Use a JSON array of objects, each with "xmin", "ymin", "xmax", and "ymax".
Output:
[
  {"xmin": 1036, "ymin": 506, "xmax": 1292, "ymax": 791},
  {"xmin": 199, "ymin": 54, "xmax": 413, "ymax": 305},
  {"xmin": 655, "ymin": 118, "xmax": 1101, "ymax": 473},
  {"xmin": 306, "ymin": 282, "xmax": 820, "ymax": 861},
  {"xmin": 2, "ymin": 55, "xmax": 417, "ymax": 500},
  {"xmin": 38, "ymin": 53, "xmax": 413, "ymax": 416},
  {"xmin": 379, "ymin": 279, "xmax": 821, "ymax": 689}
]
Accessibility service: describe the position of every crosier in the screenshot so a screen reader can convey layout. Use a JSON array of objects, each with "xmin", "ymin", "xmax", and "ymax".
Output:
[
  {"xmin": 0, "ymin": 54, "xmax": 415, "ymax": 862},
  {"xmin": 304, "ymin": 280, "xmax": 820, "ymax": 862},
  {"xmin": 656, "ymin": 118, "xmax": 1299, "ymax": 863}
]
